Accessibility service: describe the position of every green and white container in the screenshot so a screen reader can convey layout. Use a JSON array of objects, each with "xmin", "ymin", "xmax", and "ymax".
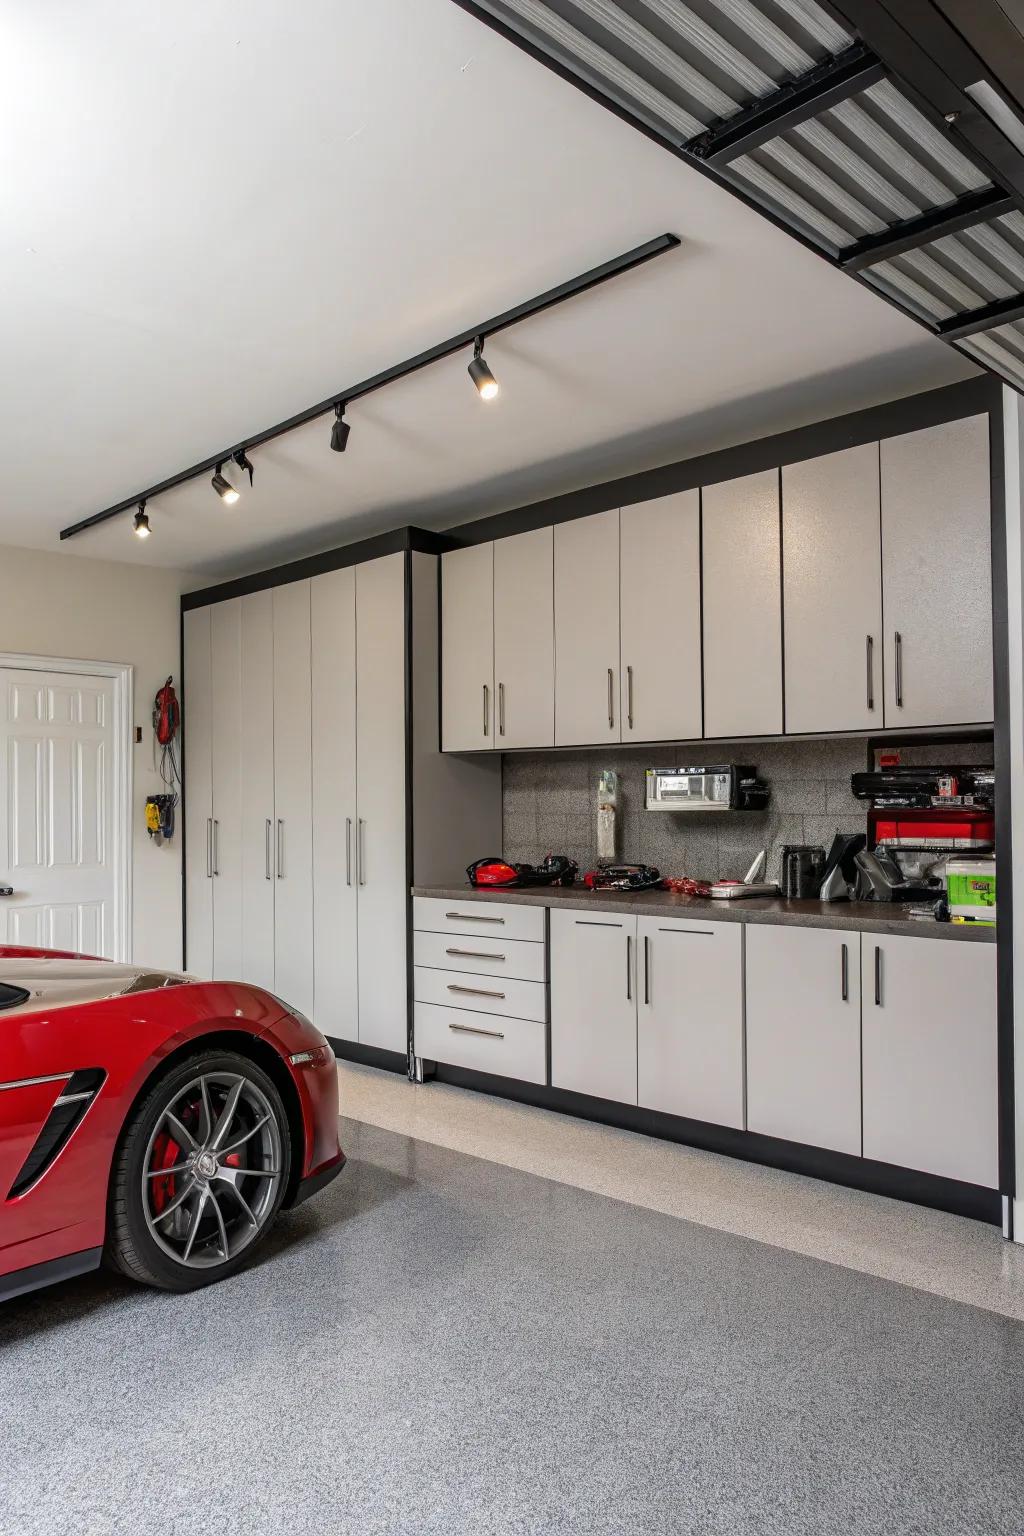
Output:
[{"xmin": 945, "ymin": 856, "xmax": 996, "ymax": 924}]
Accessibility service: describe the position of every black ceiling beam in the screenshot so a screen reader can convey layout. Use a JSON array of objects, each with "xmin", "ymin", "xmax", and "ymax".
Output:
[
  {"xmin": 59, "ymin": 232, "xmax": 680, "ymax": 541},
  {"xmin": 687, "ymin": 43, "xmax": 885, "ymax": 166},
  {"xmin": 936, "ymin": 291, "xmax": 1024, "ymax": 340},
  {"xmin": 839, "ymin": 185, "xmax": 1016, "ymax": 271}
]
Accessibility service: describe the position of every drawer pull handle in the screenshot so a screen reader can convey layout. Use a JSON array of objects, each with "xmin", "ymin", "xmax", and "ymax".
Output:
[
  {"xmin": 445, "ymin": 911, "xmax": 505, "ymax": 923},
  {"xmin": 841, "ymin": 941, "xmax": 849, "ymax": 1002},
  {"xmin": 607, "ymin": 666, "xmax": 615, "ymax": 730},
  {"xmin": 449, "ymin": 1022, "xmax": 505, "ymax": 1040},
  {"xmin": 445, "ymin": 948, "xmax": 506, "ymax": 960},
  {"xmin": 447, "ymin": 983, "xmax": 506, "ymax": 999},
  {"xmin": 866, "ymin": 634, "xmax": 874, "ymax": 711},
  {"xmin": 894, "ymin": 630, "xmax": 904, "ymax": 708}
]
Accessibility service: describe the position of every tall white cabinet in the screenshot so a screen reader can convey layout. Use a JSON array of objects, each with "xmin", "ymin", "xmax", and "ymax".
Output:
[{"xmin": 185, "ymin": 545, "xmax": 502, "ymax": 1060}]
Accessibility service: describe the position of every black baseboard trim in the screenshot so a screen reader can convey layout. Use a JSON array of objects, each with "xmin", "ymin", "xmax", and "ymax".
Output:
[
  {"xmin": 330, "ymin": 1038, "xmax": 408, "ymax": 1075},
  {"xmin": 432, "ymin": 1064, "xmax": 1001, "ymax": 1226},
  {"xmin": 0, "ymin": 1246, "xmax": 104, "ymax": 1303}
]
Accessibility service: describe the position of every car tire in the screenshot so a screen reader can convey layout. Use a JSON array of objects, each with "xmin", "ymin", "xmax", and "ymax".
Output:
[{"xmin": 106, "ymin": 1048, "xmax": 293, "ymax": 1292}]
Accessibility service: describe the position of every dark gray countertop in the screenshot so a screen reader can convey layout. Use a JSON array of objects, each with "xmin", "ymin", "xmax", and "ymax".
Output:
[{"xmin": 412, "ymin": 885, "xmax": 995, "ymax": 941}]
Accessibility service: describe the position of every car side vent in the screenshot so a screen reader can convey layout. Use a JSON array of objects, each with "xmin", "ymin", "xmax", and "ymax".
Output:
[{"xmin": 7, "ymin": 1069, "xmax": 106, "ymax": 1199}]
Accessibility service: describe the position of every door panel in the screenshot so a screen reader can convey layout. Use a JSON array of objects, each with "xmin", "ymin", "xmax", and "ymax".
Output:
[
  {"xmin": 240, "ymin": 591, "xmax": 276, "ymax": 992},
  {"xmin": 0, "ymin": 669, "xmax": 118, "ymax": 959},
  {"xmin": 272, "ymin": 581, "xmax": 314, "ymax": 1018},
  {"xmin": 554, "ymin": 509, "xmax": 620, "ymax": 746},
  {"xmin": 620, "ymin": 492, "xmax": 701, "ymax": 743},
  {"xmin": 550, "ymin": 908, "xmax": 637, "ymax": 1102},
  {"xmin": 637, "ymin": 917, "xmax": 743, "ymax": 1127},
  {"xmin": 783, "ymin": 444, "xmax": 882, "ymax": 734},
  {"xmin": 311, "ymin": 565, "xmax": 358, "ymax": 1043},
  {"xmin": 442, "ymin": 543, "xmax": 494, "ymax": 751},
  {"xmin": 494, "ymin": 527, "xmax": 554, "ymax": 748},
  {"xmin": 702, "ymin": 470, "xmax": 783, "ymax": 738},
  {"xmin": 355, "ymin": 553, "xmax": 408, "ymax": 1054},
  {"xmin": 862, "ymin": 936, "xmax": 997, "ymax": 1186},
  {"xmin": 184, "ymin": 610, "xmax": 213, "ymax": 976},
  {"xmin": 880, "ymin": 414, "xmax": 992, "ymax": 727},
  {"xmin": 210, "ymin": 599, "xmax": 243, "ymax": 980},
  {"xmin": 746, "ymin": 924, "xmax": 861, "ymax": 1155}
]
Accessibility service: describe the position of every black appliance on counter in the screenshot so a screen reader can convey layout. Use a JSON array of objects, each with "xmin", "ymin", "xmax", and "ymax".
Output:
[{"xmin": 780, "ymin": 845, "xmax": 826, "ymax": 899}]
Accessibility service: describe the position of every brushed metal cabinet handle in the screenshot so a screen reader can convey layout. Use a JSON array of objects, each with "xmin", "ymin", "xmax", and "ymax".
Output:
[
  {"xmin": 276, "ymin": 819, "xmax": 284, "ymax": 879},
  {"xmin": 358, "ymin": 819, "xmax": 366, "ymax": 885},
  {"xmin": 643, "ymin": 933, "xmax": 651, "ymax": 1006},
  {"xmin": 345, "ymin": 817, "xmax": 352, "ymax": 887},
  {"xmin": 866, "ymin": 636, "xmax": 874, "ymax": 711},
  {"xmin": 498, "ymin": 681, "xmax": 506, "ymax": 737},
  {"xmin": 447, "ymin": 983, "xmax": 506, "ymax": 999},
  {"xmin": 445, "ymin": 947, "xmax": 506, "ymax": 960},
  {"xmin": 874, "ymin": 945, "xmax": 882, "ymax": 1006},
  {"xmin": 607, "ymin": 667, "xmax": 615, "ymax": 730},
  {"xmin": 449, "ymin": 1021, "xmax": 505, "ymax": 1040},
  {"xmin": 626, "ymin": 933, "xmax": 632, "ymax": 1001},
  {"xmin": 841, "ymin": 942, "xmax": 849, "ymax": 1002},
  {"xmin": 265, "ymin": 818, "xmax": 273, "ymax": 880},
  {"xmin": 212, "ymin": 819, "xmax": 220, "ymax": 877},
  {"xmin": 483, "ymin": 683, "xmax": 490, "ymax": 737},
  {"xmin": 445, "ymin": 911, "xmax": 505, "ymax": 924},
  {"xmin": 894, "ymin": 631, "xmax": 903, "ymax": 709},
  {"xmin": 627, "ymin": 664, "xmax": 634, "ymax": 731},
  {"xmin": 206, "ymin": 818, "xmax": 213, "ymax": 880}
]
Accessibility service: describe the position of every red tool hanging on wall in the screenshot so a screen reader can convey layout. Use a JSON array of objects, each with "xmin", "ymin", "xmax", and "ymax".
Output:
[{"xmin": 146, "ymin": 677, "xmax": 181, "ymax": 840}]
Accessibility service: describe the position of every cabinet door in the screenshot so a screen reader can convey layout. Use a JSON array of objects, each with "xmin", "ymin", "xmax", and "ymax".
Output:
[
  {"xmin": 441, "ymin": 543, "xmax": 494, "ymax": 751},
  {"xmin": 311, "ymin": 567, "xmax": 358, "ymax": 1043},
  {"xmin": 183, "ymin": 608, "xmax": 213, "ymax": 978},
  {"xmin": 746, "ymin": 925, "xmax": 861, "ymax": 1155},
  {"xmin": 783, "ymin": 445, "xmax": 882, "ymax": 734},
  {"xmin": 702, "ymin": 470, "xmax": 782, "ymax": 738},
  {"xmin": 272, "ymin": 581, "xmax": 314, "ymax": 1019},
  {"xmin": 637, "ymin": 917, "xmax": 743, "ymax": 1128},
  {"xmin": 240, "ymin": 591, "xmax": 276, "ymax": 993},
  {"xmin": 550, "ymin": 908, "xmax": 637, "ymax": 1102},
  {"xmin": 356, "ymin": 553, "xmax": 408, "ymax": 1055},
  {"xmin": 620, "ymin": 492, "xmax": 701, "ymax": 743},
  {"xmin": 209, "ymin": 600, "xmax": 243, "ymax": 981},
  {"xmin": 880, "ymin": 414, "xmax": 992, "ymax": 727},
  {"xmin": 554, "ymin": 509, "xmax": 621, "ymax": 745},
  {"xmin": 862, "ymin": 936, "xmax": 997, "ymax": 1186},
  {"xmin": 494, "ymin": 527, "xmax": 554, "ymax": 748}
]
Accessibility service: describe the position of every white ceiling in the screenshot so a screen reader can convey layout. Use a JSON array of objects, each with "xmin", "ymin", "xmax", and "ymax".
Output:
[{"xmin": 0, "ymin": 0, "xmax": 975, "ymax": 577}]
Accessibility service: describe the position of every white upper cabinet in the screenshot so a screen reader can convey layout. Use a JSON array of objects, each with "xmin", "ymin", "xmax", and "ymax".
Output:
[
  {"xmin": 271, "ymin": 580, "xmax": 314, "ymax": 1020},
  {"xmin": 554, "ymin": 509, "xmax": 621, "ymax": 746},
  {"xmin": 441, "ymin": 543, "xmax": 494, "ymax": 752},
  {"xmin": 880, "ymin": 414, "xmax": 993, "ymax": 727},
  {"xmin": 782, "ymin": 444, "xmax": 883, "ymax": 735},
  {"xmin": 620, "ymin": 491, "xmax": 702, "ymax": 743},
  {"xmin": 311, "ymin": 566, "xmax": 358, "ymax": 1044},
  {"xmin": 702, "ymin": 469, "xmax": 783, "ymax": 738},
  {"xmin": 494, "ymin": 527, "xmax": 554, "ymax": 749}
]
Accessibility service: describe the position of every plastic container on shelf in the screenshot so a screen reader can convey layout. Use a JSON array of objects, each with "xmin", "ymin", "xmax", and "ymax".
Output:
[{"xmin": 596, "ymin": 769, "xmax": 619, "ymax": 865}]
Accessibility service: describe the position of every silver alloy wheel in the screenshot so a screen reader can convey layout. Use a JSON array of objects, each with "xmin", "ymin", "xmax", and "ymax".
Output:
[{"xmin": 141, "ymin": 1070, "xmax": 283, "ymax": 1270}]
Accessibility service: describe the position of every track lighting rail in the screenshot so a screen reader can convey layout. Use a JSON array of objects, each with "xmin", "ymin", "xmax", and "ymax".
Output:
[{"xmin": 59, "ymin": 231, "xmax": 679, "ymax": 541}]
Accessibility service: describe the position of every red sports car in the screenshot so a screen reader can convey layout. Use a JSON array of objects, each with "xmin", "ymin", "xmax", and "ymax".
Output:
[{"xmin": 0, "ymin": 945, "xmax": 343, "ymax": 1299}]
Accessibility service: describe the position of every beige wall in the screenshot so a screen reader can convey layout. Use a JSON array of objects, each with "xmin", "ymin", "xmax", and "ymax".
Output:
[{"xmin": 0, "ymin": 544, "xmax": 196, "ymax": 971}]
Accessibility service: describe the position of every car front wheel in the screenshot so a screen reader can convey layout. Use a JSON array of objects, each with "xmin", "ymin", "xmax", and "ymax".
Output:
[{"xmin": 106, "ymin": 1048, "xmax": 292, "ymax": 1291}]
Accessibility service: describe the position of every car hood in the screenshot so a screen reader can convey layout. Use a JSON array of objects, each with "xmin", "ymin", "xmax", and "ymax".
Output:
[{"xmin": 0, "ymin": 959, "xmax": 192, "ymax": 1017}]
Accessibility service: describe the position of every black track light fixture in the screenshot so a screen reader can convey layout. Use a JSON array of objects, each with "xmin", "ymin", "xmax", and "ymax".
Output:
[
  {"xmin": 133, "ymin": 502, "xmax": 151, "ymax": 539},
  {"xmin": 330, "ymin": 402, "xmax": 351, "ymax": 453},
  {"xmin": 468, "ymin": 336, "xmax": 499, "ymax": 400},
  {"xmin": 233, "ymin": 448, "xmax": 254, "ymax": 487},
  {"xmin": 211, "ymin": 462, "xmax": 240, "ymax": 506}
]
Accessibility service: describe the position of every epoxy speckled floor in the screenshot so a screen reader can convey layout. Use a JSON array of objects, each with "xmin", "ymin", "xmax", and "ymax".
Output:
[{"xmin": 4, "ymin": 1118, "xmax": 1024, "ymax": 1536}]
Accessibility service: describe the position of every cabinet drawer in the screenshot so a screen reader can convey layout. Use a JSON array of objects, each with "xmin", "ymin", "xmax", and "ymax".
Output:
[
  {"xmin": 414, "ymin": 965, "xmax": 548, "ymax": 1022},
  {"xmin": 413, "ymin": 896, "xmax": 545, "ymax": 942},
  {"xmin": 413, "ymin": 929, "xmax": 546, "ymax": 982},
  {"xmin": 415, "ymin": 1002, "xmax": 547, "ymax": 1084}
]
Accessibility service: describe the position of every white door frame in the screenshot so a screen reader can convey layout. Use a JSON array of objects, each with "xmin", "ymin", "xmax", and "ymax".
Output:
[{"xmin": 0, "ymin": 651, "xmax": 134, "ymax": 962}]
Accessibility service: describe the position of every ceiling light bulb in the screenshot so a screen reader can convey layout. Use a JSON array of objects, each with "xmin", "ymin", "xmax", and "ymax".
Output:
[
  {"xmin": 133, "ymin": 504, "xmax": 151, "ymax": 539},
  {"xmin": 212, "ymin": 464, "xmax": 240, "ymax": 505},
  {"xmin": 330, "ymin": 403, "xmax": 351, "ymax": 453},
  {"xmin": 469, "ymin": 337, "xmax": 499, "ymax": 400}
]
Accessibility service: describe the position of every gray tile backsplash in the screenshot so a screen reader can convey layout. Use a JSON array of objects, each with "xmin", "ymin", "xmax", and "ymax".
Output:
[{"xmin": 501, "ymin": 735, "xmax": 992, "ymax": 883}]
